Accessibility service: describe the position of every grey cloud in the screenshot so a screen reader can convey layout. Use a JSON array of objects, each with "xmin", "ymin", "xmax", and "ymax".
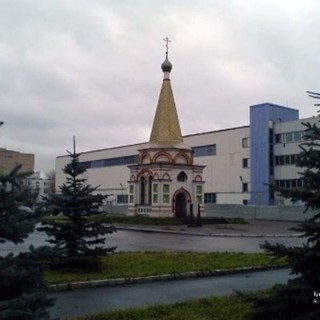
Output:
[{"xmin": 0, "ymin": 0, "xmax": 319, "ymax": 172}]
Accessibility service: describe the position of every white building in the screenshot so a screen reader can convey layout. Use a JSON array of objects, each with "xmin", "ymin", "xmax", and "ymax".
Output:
[
  {"xmin": 57, "ymin": 105, "xmax": 318, "ymax": 210},
  {"xmin": 55, "ymin": 57, "xmax": 319, "ymax": 212},
  {"xmin": 25, "ymin": 171, "xmax": 54, "ymax": 203}
]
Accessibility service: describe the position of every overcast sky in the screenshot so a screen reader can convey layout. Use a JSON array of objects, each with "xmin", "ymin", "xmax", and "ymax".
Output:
[{"xmin": 1, "ymin": 0, "xmax": 320, "ymax": 172}]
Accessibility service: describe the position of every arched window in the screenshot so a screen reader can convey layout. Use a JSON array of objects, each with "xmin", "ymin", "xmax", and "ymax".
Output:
[
  {"xmin": 148, "ymin": 176, "xmax": 152, "ymax": 205},
  {"xmin": 177, "ymin": 171, "xmax": 188, "ymax": 182},
  {"xmin": 140, "ymin": 176, "xmax": 145, "ymax": 205}
]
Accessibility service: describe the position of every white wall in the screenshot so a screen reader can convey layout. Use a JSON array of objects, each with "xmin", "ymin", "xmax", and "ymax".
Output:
[
  {"xmin": 273, "ymin": 116, "xmax": 318, "ymax": 205},
  {"xmin": 56, "ymin": 126, "xmax": 251, "ymax": 205},
  {"xmin": 55, "ymin": 143, "xmax": 142, "ymax": 196},
  {"xmin": 184, "ymin": 126, "xmax": 250, "ymax": 204}
]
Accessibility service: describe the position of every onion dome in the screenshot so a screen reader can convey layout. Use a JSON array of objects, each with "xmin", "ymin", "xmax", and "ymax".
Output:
[{"xmin": 161, "ymin": 55, "xmax": 173, "ymax": 73}]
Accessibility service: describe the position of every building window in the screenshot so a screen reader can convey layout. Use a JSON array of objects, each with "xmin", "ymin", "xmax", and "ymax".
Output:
[
  {"xmin": 153, "ymin": 194, "xmax": 158, "ymax": 203},
  {"xmin": 274, "ymin": 131, "xmax": 304, "ymax": 144},
  {"xmin": 177, "ymin": 171, "xmax": 188, "ymax": 182},
  {"xmin": 242, "ymin": 158, "xmax": 249, "ymax": 168},
  {"xmin": 81, "ymin": 155, "xmax": 138, "ymax": 169},
  {"xmin": 242, "ymin": 138, "xmax": 250, "ymax": 148},
  {"xmin": 242, "ymin": 182, "xmax": 248, "ymax": 192},
  {"xmin": 140, "ymin": 177, "xmax": 146, "ymax": 205},
  {"xmin": 243, "ymin": 199, "xmax": 248, "ymax": 205},
  {"xmin": 129, "ymin": 184, "xmax": 135, "ymax": 204},
  {"xmin": 152, "ymin": 183, "xmax": 159, "ymax": 204},
  {"xmin": 204, "ymin": 193, "xmax": 216, "ymax": 204},
  {"xmin": 117, "ymin": 195, "xmax": 128, "ymax": 204},
  {"xmin": 196, "ymin": 185, "xmax": 203, "ymax": 204},
  {"xmin": 163, "ymin": 184, "xmax": 170, "ymax": 203},
  {"xmin": 192, "ymin": 144, "xmax": 216, "ymax": 157},
  {"xmin": 275, "ymin": 154, "xmax": 298, "ymax": 166},
  {"xmin": 275, "ymin": 179, "xmax": 303, "ymax": 189}
]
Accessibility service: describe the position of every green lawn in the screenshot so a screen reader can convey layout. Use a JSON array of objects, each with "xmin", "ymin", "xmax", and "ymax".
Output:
[
  {"xmin": 73, "ymin": 293, "xmax": 256, "ymax": 320},
  {"xmin": 108, "ymin": 215, "xmax": 248, "ymax": 226},
  {"xmin": 46, "ymin": 251, "xmax": 285, "ymax": 285},
  {"xmin": 41, "ymin": 214, "xmax": 248, "ymax": 226}
]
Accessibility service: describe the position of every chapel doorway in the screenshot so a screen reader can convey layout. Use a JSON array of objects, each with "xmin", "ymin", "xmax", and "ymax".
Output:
[{"xmin": 175, "ymin": 191, "xmax": 187, "ymax": 218}]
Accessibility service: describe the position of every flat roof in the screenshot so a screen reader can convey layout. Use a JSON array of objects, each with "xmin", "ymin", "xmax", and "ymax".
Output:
[
  {"xmin": 250, "ymin": 102, "xmax": 299, "ymax": 113},
  {"xmin": 57, "ymin": 125, "xmax": 250, "ymax": 159}
]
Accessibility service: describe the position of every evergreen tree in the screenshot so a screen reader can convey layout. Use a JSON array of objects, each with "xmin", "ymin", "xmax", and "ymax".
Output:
[
  {"xmin": 39, "ymin": 141, "xmax": 116, "ymax": 260},
  {"xmin": 0, "ymin": 165, "xmax": 36, "ymax": 243},
  {"xmin": 248, "ymin": 93, "xmax": 320, "ymax": 320},
  {"xmin": 0, "ymin": 165, "xmax": 53, "ymax": 320}
]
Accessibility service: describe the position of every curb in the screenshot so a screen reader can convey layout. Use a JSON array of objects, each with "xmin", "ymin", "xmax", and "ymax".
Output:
[
  {"xmin": 116, "ymin": 225, "xmax": 303, "ymax": 238},
  {"xmin": 48, "ymin": 265, "xmax": 286, "ymax": 292}
]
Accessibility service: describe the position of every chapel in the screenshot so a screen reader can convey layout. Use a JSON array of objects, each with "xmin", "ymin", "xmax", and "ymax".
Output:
[{"xmin": 128, "ymin": 39, "xmax": 205, "ymax": 217}]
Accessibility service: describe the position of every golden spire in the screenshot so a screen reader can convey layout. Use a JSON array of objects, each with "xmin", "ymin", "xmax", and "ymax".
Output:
[{"xmin": 149, "ymin": 38, "xmax": 183, "ymax": 146}]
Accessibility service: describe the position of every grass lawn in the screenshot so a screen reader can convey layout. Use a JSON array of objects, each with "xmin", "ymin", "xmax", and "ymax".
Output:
[
  {"xmin": 108, "ymin": 215, "xmax": 248, "ymax": 225},
  {"xmin": 42, "ymin": 214, "xmax": 248, "ymax": 226},
  {"xmin": 73, "ymin": 293, "xmax": 256, "ymax": 320},
  {"xmin": 45, "ymin": 251, "xmax": 285, "ymax": 285}
]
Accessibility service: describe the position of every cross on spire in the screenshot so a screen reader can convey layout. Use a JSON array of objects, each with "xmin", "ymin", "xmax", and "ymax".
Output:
[{"xmin": 163, "ymin": 37, "xmax": 171, "ymax": 56}]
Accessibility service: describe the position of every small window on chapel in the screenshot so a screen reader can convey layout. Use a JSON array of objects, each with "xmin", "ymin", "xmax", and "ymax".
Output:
[{"xmin": 177, "ymin": 171, "xmax": 188, "ymax": 182}]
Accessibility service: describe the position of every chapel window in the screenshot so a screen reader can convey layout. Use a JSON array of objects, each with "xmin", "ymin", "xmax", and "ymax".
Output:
[{"xmin": 177, "ymin": 171, "xmax": 188, "ymax": 182}]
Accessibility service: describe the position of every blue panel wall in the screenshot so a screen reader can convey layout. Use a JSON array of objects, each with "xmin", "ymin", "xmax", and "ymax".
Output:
[{"xmin": 250, "ymin": 103, "xmax": 299, "ymax": 205}]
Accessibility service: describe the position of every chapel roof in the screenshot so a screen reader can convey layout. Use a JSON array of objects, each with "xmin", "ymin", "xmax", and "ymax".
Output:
[{"xmin": 149, "ymin": 43, "xmax": 185, "ymax": 148}]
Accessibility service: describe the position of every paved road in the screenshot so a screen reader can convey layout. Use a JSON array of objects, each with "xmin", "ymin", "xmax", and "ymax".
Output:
[
  {"xmin": 49, "ymin": 268, "xmax": 291, "ymax": 319},
  {"xmin": 0, "ymin": 229, "xmax": 304, "ymax": 255}
]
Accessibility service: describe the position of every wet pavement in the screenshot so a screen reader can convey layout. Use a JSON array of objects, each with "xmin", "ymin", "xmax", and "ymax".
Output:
[
  {"xmin": 117, "ymin": 220, "xmax": 302, "ymax": 237},
  {"xmin": 0, "ymin": 220, "xmax": 305, "ymax": 255},
  {"xmin": 49, "ymin": 268, "xmax": 291, "ymax": 319},
  {"xmin": 0, "ymin": 229, "xmax": 304, "ymax": 255}
]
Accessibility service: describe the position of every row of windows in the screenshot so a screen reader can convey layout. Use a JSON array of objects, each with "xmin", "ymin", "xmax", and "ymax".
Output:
[
  {"xmin": 80, "ymin": 144, "xmax": 219, "ymax": 170},
  {"xmin": 78, "ymin": 131, "xmax": 305, "ymax": 171},
  {"xmin": 117, "ymin": 194, "xmax": 129, "ymax": 204},
  {"xmin": 275, "ymin": 131, "xmax": 304, "ymax": 144},
  {"xmin": 204, "ymin": 193, "xmax": 216, "ymax": 204},
  {"xmin": 275, "ymin": 154, "xmax": 298, "ymax": 166},
  {"xmin": 118, "ymin": 193, "xmax": 250, "ymax": 205},
  {"xmin": 78, "ymin": 130, "xmax": 309, "ymax": 171},
  {"xmin": 81, "ymin": 153, "xmax": 250, "ymax": 173},
  {"xmin": 275, "ymin": 179, "xmax": 303, "ymax": 189},
  {"xmin": 118, "ymin": 192, "xmax": 251, "ymax": 205},
  {"xmin": 193, "ymin": 138, "xmax": 250, "ymax": 154},
  {"xmin": 204, "ymin": 193, "xmax": 249, "ymax": 204},
  {"xmin": 81, "ymin": 155, "xmax": 138, "ymax": 169},
  {"xmin": 192, "ymin": 144, "xmax": 216, "ymax": 157}
]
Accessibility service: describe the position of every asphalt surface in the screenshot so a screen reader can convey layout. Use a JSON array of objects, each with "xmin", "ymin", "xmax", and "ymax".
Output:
[
  {"xmin": 0, "ymin": 220, "xmax": 305, "ymax": 255},
  {"xmin": 49, "ymin": 268, "xmax": 291, "ymax": 319},
  {"xmin": 117, "ymin": 220, "xmax": 302, "ymax": 237}
]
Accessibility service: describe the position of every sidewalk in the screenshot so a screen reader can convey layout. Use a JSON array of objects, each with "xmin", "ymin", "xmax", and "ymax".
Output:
[{"xmin": 116, "ymin": 220, "xmax": 303, "ymax": 237}]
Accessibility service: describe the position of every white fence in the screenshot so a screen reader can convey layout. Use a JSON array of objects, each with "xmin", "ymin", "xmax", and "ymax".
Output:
[
  {"xmin": 205, "ymin": 204, "xmax": 315, "ymax": 221},
  {"xmin": 102, "ymin": 203, "xmax": 316, "ymax": 221}
]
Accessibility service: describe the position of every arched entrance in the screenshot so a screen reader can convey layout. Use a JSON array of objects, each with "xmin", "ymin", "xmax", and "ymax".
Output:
[
  {"xmin": 175, "ymin": 192, "xmax": 186, "ymax": 217},
  {"xmin": 173, "ymin": 188, "xmax": 191, "ymax": 218}
]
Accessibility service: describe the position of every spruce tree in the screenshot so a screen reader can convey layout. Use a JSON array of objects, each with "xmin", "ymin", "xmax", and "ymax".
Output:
[
  {"xmin": 39, "ymin": 140, "xmax": 116, "ymax": 262},
  {"xmin": 0, "ymin": 165, "xmax": 53, "ymax": 320},
  {"xmin": 249, "ymin": 93, "xmax": 320, "ymax": 320}
]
